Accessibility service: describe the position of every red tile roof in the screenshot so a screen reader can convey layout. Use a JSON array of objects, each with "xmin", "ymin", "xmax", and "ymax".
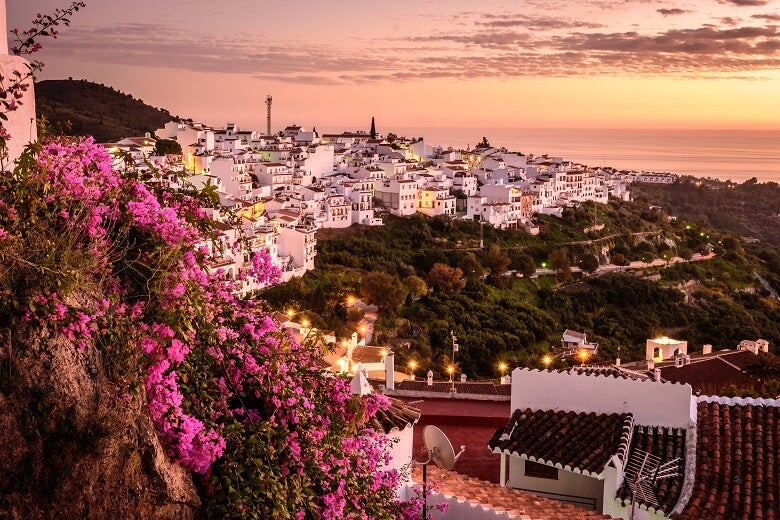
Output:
[
  {"xmin": 616, "ymin": 425, "xmax": 686, "ymax": 514},
  {"xmin": 657, "ymin": 350, "xmax": 756, "ymax": 395},
  {"xmin": 369, "ymin": 397, "xmax": 420, "ymax": 435},
  {"xmin": 489, "ymin": 408, "xmax": 634, "ymax": 476},
  {"xmin": 413, "ymin": 466, "xmax": 613, "ymax": 520},
  {"xmin": 394, "ymin": 380, "xmax": 511, "ymax": 396},
  {"xmin": 678, "ymin": 399, "xmax": 779, "ymax": 520}
]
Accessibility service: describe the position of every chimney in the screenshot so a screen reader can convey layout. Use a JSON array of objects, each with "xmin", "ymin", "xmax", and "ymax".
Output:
[
  {"xmin": 702, "ymin": 344, "xmax": 712, "ymax": 355},
  {"xmin": 426, "ymin": 370, "xmax": 434, "ymax": 387},
  {"xmin": 384, "ymin": 352, "xmax": 395, "ymax": 391},
  {"xmin": 654, "ymin": 368, "xmax": 661, "ymax": 382},
  {"xmin": 615, "ymin": 357, "xmax": 621, "ymax": 367},
  {"xmin": 460, "ymin": 374, "xmax": 467, "ymax": 383},
  {"xmin": 647, "ymin": 359, "xmax": 655, "ymax": 370}
]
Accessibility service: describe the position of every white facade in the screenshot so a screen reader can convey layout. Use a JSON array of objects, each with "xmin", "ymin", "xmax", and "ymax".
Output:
[{"xmin": 374, "ymin": 178, "xmax": 419, "ymax": 216}]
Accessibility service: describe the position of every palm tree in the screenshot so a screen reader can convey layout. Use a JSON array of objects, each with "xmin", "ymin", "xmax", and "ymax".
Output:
[{"xmin": 743, "ymin": 352, "xmax": 780, "ymax": 391}]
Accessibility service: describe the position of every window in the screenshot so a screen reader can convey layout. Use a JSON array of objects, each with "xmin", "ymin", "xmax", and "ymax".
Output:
[{"xmin": 524, "ymin": 461, "xmax": 558, "ymax": 480}]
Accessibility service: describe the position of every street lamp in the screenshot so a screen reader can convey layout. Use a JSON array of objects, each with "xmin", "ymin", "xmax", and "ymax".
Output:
[
  {"xmin": 579, "ymin": 349, "xmax": 589, "ymax": 367},
  {"xmin": 447, "ymin": 366, "xmax": 455, "ymax": 391},
  {"xmin": 543, "ymin": 355, "xmax": 552, "ymax": 369},
  {"xmin": 286, "ymin": 308, "xmax": 294, "ymax": 320},
  {"xmin": 346, "ymin": 295, "xmax": 356, "ymax": 306},
  {"xmin": 498, "ymin": 362, "xmax": 508, "ymax": 377},
  {"xmin": 409, "ymin": 360, "xmax": 417, "ymax": 378}
]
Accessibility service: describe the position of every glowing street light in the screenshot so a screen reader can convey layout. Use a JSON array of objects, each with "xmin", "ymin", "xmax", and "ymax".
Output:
[
  {"xmin": 579, "ymin": 349, "xmax": 589, "ymax": 367},
  {"xmin": 286, "ymin": 308, "xmax": 294, "ymax": 319},
  {"xmin": 346, "ymin": 295, "xmax": 356, "ymax": 306},
  {"xmin": 543, "ymin": 355, "xmax": 552, "ymax": 369},
  {"xmin": 380, "ymin": 348, "xmax": 387, "ymax": 360},
  {"xmin": 447, "ymin": 365, "xmax": 454, "ymax": 382},
  {"xmin": 498, "ymin": 362, "xmax": 508, "ymax": 377},
  {"xmin": 409, "ymin": 360, "xmax": 417, "ymax": 377}
]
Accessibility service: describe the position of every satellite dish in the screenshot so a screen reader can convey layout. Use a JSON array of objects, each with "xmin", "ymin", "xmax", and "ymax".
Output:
[
  {"xmin": 423, "ymin": 425, "xmax": 464, "ymax": 470},
  {"xmin": 416, "ymin": 426, "xmax": 466, "ymax": 520}
]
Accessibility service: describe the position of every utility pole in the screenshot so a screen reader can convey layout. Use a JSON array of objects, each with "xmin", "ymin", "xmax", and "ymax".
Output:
[{"xmin": 450, "ymin": 330, "xmax": 458, "ymax": 366}]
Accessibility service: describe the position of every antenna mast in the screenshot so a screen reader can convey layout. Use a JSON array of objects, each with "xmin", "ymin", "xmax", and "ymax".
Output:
[{"xmin": 265, "ymin": 95, "xmax": 272, "ymax": 136}]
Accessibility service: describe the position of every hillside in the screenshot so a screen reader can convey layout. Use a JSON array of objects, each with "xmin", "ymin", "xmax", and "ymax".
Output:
[
  {"xmin": 35, "ymin": 79, "xmax": 177, "ymax": 142},
  {"xmin": 634, "ymin": 176, "xmax": 780, "ymax": 246},
  {"xmin": 263, "ymin": 200, "xmax": 780, "ymax": 392}
]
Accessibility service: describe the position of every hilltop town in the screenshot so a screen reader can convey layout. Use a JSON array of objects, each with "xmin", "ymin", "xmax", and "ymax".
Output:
[{"xmin": 102, "ymin": 118, "xmax": 682, "ymax": 288}]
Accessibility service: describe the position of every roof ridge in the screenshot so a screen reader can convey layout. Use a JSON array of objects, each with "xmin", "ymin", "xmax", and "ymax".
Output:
[{"xmin": 696, "ymin": 394, "xmax": 780, "ymax": 407}]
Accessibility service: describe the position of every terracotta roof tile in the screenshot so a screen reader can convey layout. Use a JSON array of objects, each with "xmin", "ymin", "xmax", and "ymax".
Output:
[
  {"xmin": 570, "ymin": 366, "xmax": 649, "ymax": 380},
  {"xmin": 368, "ymin": 397, "xmax": 420, "ymax": 435},
  {"xmin": 489, "ymin": 408, "xmax": 634, "ymax": 476},
  {"xmin": 678, "ymin": 400, "xmax": 780, "ymax": 520},
  {"xmin": 656, "ymin": 350, "xmax": 756, "ymax": 395},
  {"xmin": 616, "ymin": 425, "xmax": 686, "ymax": 514},
  {"xmin": 413, "ymin": 466, "xmax": 613, "ymax": 519},
  {"xmin": 395, "ymin": 380, "xmax": 509, "ymax": 396}
]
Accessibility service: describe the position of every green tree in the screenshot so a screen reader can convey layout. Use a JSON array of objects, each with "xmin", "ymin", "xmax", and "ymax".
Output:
[
  {"xmin": 548, "ymin": 248, "xmax": 572, "ymax": 282},
  {"xmin": 510, "ymin": 251, "xmax": 537, "ymax": 278},
  {"xmin": 579, "ymin": 253, "xmax": 600, "ymax": 274},
  {"xmin": 611, "ymin": 253, "xmax": 629, "ymax": 266},
  {"xmin": 476, "ymin": 136, "xmax": 490, "ymax": 149},
  {"xmin": 360, "ymin": 272, "xmax": 407, "ymax": 313},
  {"xmin": 403, "ymin": 275, "xmax": 428, "ymax": 301},
  {"xmin": 457, "ymin": 253, "xmax": 485, "ymax": 281},
  {"xmin": 153, "ymin": 138, "xmax": 182, "ymax": 156},
  {"xmin": 481, "ymin": 244, "xmax": 511, "ymax": 286}
]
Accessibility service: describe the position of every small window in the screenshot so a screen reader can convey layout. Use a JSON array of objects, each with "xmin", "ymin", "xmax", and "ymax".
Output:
[{"xmin": 525, "ymin": 460, "xmax": 558, "ymax": 480}]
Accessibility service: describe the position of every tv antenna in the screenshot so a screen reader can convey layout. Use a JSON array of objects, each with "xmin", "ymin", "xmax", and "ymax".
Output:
[
  {"xmin": 624, "ymin": 449, "xmax": 680, "ymax": 520},
  {"xmin": 414, "ymin": 425, "xmax": 465, "ymax": 520}
]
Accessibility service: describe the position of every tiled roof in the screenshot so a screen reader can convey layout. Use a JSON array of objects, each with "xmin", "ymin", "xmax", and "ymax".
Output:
[
  {"xmin": 569, "ymin": 366, "xmax": 649, "ymax": 381},
  {"xmin": 489, "ymin": 408, "xmax": 634, "ymax": 476},
  {"xmin": 616, "ymin": 425, "xmax": 686, "ymax": 514},
  {"xmin": 412, "ymin": 466, "xmax": 613, "ymax": 520},
  {"xmin": 394, "ymin": 380, "xmax": 511, "ymax": 396},
  {"xmin": 368, "ymin": 397, "xmax": 420, "ymax": 435},
  {"xmin": 656, "ymin": 350, "xmax": 756, "ymax": 395},
  {"xmin": 678, "ymin": 400, "xmax": 779, "ymax": 520},
  {"xmin": 350, "ymin": 346, "xmax": 386, "ymax": 364}
]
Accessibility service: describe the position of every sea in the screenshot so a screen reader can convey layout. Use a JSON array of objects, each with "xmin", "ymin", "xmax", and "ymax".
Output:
[{"xmin": 394, "ymin": 127, "xmax": 780, "ymax": 184}]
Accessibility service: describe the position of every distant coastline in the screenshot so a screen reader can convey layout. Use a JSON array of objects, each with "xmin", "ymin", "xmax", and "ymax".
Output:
[{"xmin": 392, "ymin": 127, "xmax": 780, "ymax": 183}]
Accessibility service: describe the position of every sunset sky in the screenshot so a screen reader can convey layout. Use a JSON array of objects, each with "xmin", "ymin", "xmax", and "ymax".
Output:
[{"xmin": 7, "ymin": 0, "xmax": 780, "ymax": 132}]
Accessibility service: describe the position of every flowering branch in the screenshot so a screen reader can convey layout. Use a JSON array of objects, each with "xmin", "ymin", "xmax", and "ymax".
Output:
[{"xmin": 0, "ymin": 2, "xmax": 85, "ymax": 142}]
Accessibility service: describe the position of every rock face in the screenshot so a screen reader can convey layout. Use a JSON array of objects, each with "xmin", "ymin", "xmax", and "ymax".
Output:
[{"xmin": 0, "ymin": 328, "xmax": 200, "ymax": 519}]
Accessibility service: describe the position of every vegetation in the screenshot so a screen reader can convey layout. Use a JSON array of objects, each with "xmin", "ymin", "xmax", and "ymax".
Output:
[
  {"xmin": 2, "ymin": 7, "xmax": 426, "ymax": 518},
  {"xmin": 36, "ymin": 79, "xmax": 177, "ymax": 142},
  {"xmin": 269, "ymin": 199, "xmax": 780, "ymax": 393},
  {"xmin": 634, "ymin": 176, "xmax": 780, "ymax": 246}
]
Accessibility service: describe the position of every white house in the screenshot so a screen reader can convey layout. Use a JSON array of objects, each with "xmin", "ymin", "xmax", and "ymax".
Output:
[{"xmin": 490, "ymin": 368, "xmax": 695, "ymax": 519}]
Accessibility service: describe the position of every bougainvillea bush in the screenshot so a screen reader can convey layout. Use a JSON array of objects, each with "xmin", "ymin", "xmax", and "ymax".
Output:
[{"xmin": 0, "ymin": 136, "xmax": 425, "ymax": 518}]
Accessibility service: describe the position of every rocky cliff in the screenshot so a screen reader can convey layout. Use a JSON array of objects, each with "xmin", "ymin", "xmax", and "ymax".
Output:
[{"xmin": 0, "ymin": 327, "xmax": 200, "ymax": 519}]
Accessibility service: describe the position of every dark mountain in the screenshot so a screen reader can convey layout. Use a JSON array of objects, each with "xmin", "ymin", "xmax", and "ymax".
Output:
[{"xmin": 35, "ymin": 79, "xmax": 177, "ymax": 142}]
